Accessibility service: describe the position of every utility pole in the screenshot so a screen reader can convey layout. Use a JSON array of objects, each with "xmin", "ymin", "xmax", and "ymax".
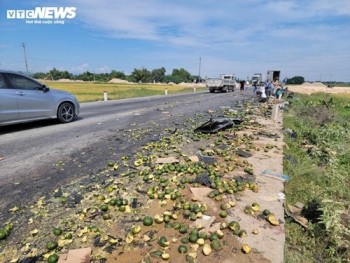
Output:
[
  {"xmin": 198, "ymin": 57, "xmax": 201, "ymax": 83},
  {"xmin": 22, "ymin": 43, "xmax": 29, "ymax": 76}
]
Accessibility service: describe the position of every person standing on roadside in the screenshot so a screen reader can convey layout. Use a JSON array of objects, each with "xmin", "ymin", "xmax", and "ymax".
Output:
[
  {"xmin": 259, "ymin": 84, "xmax": 267, "ymax": 102},
  {"xmin": 265, "ymin": 80, "xmax": 270, "ymax": 97},
  {"xmin": 253, "ymin": 81, "xmax": 258, "ymax": 93},
  {"xmin": 268, "ymin": 81, "xmax": 274, "ymax": 97},
  {"xmin": 240, "ymin": 80, "xmax": 245, "ymax": 94},
  {"xmin": 276, "ymin": 85, "xmax": 283, "ymax": 99},
  {"xmin": 282, "ymin": 77, "xmax": 288, "ymax": 87}
]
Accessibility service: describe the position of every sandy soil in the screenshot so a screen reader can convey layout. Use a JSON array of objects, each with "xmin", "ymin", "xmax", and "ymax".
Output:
[
  {"xmin": 287, "ymin": 83, "xmax": 350, "ymax": 95},
  {"xmin": 236, "ymin": 115, "xmax": 285, "ymax": 263},
  {"xmin": 105, "ymin": 102, "xmax": 286, "ymax": 263}
]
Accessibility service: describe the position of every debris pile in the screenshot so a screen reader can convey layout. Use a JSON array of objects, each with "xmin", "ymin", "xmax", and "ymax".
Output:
[{"xmin": 0, "ymin": 101, "xmax": 284, "ymax": 263}]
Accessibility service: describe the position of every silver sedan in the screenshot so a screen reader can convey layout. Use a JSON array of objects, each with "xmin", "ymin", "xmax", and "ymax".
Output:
[{"xmin": 0, "ymin": 70, "xmax": 80, "ymax": 126}]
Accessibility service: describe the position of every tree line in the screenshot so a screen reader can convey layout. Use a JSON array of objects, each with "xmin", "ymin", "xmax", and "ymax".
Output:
[
  {"xmin": 32, "ymin": 67, "xmax": 201, "ymax": 84},
  {"xmin": 31, "ymin": 67, "xmax": 311, "ymax": 85},
  {"xmin": 286, "ymin": 76, "xmax": 304, "ymax": 85}
]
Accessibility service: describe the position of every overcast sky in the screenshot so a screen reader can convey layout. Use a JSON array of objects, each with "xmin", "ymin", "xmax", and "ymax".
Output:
[{"xmin": 1, "ymin": 0, "xmax": 350, "ymax": 81}]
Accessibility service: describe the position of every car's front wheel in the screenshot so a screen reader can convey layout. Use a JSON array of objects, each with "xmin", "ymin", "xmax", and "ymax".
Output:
[{"xmin": 57, "ymin": 102, "xmax": 75, "ymax": 123}]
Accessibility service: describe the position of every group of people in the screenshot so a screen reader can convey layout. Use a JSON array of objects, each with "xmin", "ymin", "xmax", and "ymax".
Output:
[{"xmin": 252, "ymin": 80, "xmax": 285, "ymax": 102}]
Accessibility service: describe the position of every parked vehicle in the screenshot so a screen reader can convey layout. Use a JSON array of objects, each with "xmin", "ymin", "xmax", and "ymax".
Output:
[
  {"xmin": 266, "ymin": 70, "xmax": 280, "ymax": 83},
  {"xmin": 0, "ymin": 70, "xmax": 80, "ymax": 126},
  {"xmin": 206, "ymin": 74, "xmax": 236, "ymax": 93},
  {"xmin": 251, "ymin": 73, "xmax": 263, "ymax": 86}
]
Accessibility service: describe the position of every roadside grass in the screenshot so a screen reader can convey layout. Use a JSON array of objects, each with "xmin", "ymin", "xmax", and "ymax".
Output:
[
  {"xmin": 283, "ymin": 93, "xmax": 350, "ymax": 262},
  {"xmin": 43, "ymin": 81, "xmax": 206, "ymax": 102},
  {"xmin": 331, "ymin": 83, "xmax": 350, "ymax": 87},
  {"xmin": 333, "ymin": 93, "xmax": 350, "ymax": 100}
]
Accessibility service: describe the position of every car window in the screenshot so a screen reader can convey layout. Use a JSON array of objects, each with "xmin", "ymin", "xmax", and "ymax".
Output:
[
  {"xmin": 6, "ymin": 73, "xmax": 43, "ymax": 90},
  {"xmin": 0, "ymin": 74, "xmax": 6, "ymax": 89}
]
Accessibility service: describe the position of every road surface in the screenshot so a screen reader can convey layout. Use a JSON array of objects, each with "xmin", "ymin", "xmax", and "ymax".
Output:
[{"xmin": 0, "ymin": 90, "xmax": 254, "ymax": 216}]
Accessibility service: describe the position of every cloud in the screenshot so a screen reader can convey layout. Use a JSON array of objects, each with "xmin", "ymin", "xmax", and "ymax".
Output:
[
  {"xmin": 308, "ymin": 0, "xmax": 350, "ymax": 16},
  {"xmin": 68, "ymin": 0, "xmax": 236, "ymax": 45},
  {"xmin": 72, "ymin": 63, "xmax": 89, "ymax": 72},
  {"xmin": 5, "ymin": 0, "xmax": 345, "ymax": 80},
  {"xmin": 69, "ymin": 0, "xmax": 201, "ymax": 41},
  {"xmin": 68, "ymin": 0, "xmax": 349, "ymax": 50},
  {"xmin": 97, "ymin": 66, "xmax": 110, "ymax": 73}
]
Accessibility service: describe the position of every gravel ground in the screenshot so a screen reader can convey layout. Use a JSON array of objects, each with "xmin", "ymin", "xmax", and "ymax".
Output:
[{"xmin": 0, "ymin": 90, "xmax": 285, "ymax": 263}]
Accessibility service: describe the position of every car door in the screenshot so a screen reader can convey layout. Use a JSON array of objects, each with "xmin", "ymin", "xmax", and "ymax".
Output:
[
  {"xmin": 5, "ymin": 73, "xmax": 55, "ymax": 120},
  {"xmin": 0, "ymin": 73, "xmax": 19, "ymax": 123}
]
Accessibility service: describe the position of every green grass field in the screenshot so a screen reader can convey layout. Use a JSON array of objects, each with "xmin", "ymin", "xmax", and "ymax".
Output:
[
  {"xmin": 43, "ymin": 81, "xmax": 206, "ymax": 102},
  {"xmin": 283, "ymin": 93, "xmax": 350, "ymax": 262}
]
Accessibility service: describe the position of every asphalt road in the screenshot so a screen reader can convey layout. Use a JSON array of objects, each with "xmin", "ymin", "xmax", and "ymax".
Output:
[{"xmin": 0, "ymin": 90, "xmax": 254, "ymax": 216}]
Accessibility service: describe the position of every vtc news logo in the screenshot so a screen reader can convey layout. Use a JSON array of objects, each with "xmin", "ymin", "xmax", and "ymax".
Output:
[{"xmin": 7, "ymin": 7, "xmax": 77, "ymax": 19}]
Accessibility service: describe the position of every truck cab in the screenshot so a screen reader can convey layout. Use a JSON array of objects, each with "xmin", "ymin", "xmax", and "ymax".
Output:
[{"xmin": 251, "ymin": 73, "xmax": 263, "ymax": 85}]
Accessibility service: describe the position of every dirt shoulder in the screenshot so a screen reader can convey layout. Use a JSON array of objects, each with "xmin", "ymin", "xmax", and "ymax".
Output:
[{"xmin": 0, "ymin": 97, "xmax": 285, "ymax": 263}]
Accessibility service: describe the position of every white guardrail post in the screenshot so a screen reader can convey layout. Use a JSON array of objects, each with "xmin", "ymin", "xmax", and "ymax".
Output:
[
  {"xmin": 165, "ymin": 88, "xmax": 168, "ymax": 95},
  {"xmin": 103, "ymin": 91, "xmax": 108, "ymax": 101}
]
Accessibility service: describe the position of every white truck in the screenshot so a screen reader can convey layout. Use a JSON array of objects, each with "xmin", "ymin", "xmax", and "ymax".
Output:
[
  {"xmin": 206, "ymin": 74, "xmax": 236, "ymax": 93},
  {"xmin": 266, "ymin": 70, "xmax": 280, "ymax": 83},
  {"xmin": 251, "ymin": 73, "xmax": 263, "ymax": 85}
]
